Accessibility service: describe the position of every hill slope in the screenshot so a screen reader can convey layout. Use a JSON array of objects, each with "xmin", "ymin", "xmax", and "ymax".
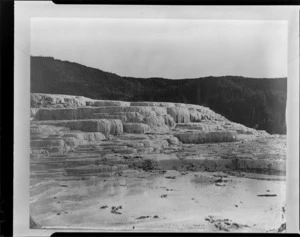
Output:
[{"xmin": 31, "ymin": 56, "xmax": 287, "ymax": 134}]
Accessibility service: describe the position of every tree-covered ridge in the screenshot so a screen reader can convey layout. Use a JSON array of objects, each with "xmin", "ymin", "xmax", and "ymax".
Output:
[{"xmin": 31, "ymin": 56, "xmax": 287, "ymax": 134}]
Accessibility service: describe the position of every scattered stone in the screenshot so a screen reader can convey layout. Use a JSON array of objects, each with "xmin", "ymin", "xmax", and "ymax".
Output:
[
  {"xmin": 111, "ymin": 206, "xmax": 122, "ymax": 214},
  {"xmin": 277, "ymin": 222, "xmax": 286, "ymax": 233},
  {"xmin": 136, "ymin": 216, "xmax": 150, "ymax": 219},
  {"xmin": 205, "ymin": 215, "xmax": 249, "ymax": 232},
  {"xmin": 214, "ymin": 178, "xmax": 223, "ymax": 183},
  {"xmin": 165, "ymin": 176, "xmax": 176, "ymax": 179},
  {"xmin": 161, "ymin": 194, "xmax": 168, "ymax": 198},
  {"xmin": 257, "ymin": 194, "xmax": 277, "ymax": 197}
]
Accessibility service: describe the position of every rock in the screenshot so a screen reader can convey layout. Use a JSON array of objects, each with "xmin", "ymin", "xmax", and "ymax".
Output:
[
  {"xmin": 205, "ymin": 215, "xmax": 249, "ymax": 232},
  {"xmin": 111, "ymin": 206, "xmax": 122, "ymax": 215},
  {"xmin": 277, "ymin": 222, "xmax": 286, "ymax": 233},
  {"xmin": 136, "ymin": 216, "xmax": 151, "ymax": 219},
  {"xmin": 174, "ymin": 131, "xmax": 238, "ymax": 144},
  {"xmin": 123, "ymin": 123, "xmax": 150, "ymax": 134}
]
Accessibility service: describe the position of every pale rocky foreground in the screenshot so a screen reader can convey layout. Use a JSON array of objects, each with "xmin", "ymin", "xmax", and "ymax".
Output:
[{"xmin": 30, "ymin": 93, "xmax": 286, "ymax": 232}]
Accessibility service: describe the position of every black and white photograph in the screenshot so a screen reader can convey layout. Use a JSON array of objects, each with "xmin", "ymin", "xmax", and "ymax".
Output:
[{"xmin": 13, "ymin": 2, "xmax": 300, "ymax": 235}]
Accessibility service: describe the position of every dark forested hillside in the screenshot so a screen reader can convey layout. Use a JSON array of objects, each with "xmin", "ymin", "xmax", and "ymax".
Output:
[{"xmin": 31, "ymin": 56, "xmax": 287, "ymax": 134}]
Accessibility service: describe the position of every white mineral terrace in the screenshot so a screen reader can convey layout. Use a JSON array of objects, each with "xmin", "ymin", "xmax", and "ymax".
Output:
[{"xmin": 30, "ymin": 93, "xmax": 286, "ymax": 232}]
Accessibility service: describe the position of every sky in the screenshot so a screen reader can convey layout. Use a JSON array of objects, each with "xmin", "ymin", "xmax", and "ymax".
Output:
[{"xmin": 31, "ymin": 18, "xmax": 287, "ymax": 79}]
